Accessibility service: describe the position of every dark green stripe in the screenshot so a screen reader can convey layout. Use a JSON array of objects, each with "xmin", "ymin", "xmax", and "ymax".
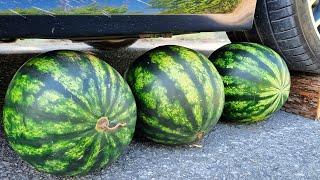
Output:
[
  {"xmin": 106, "ymin": 69, "xmax": 121, "ymax": 116},
  {"xmin": 43, "ymin": 51, "xmax": 94, "ymax": 103},
  {"xmin": 109, "ymin": 95, "xmax": 135, "ymax": 120},
  {"xmin": 101, "ymin": 62, "xmax": 112, "ymax": 116},
  {"xmin": 133, "ymin": 76, "xmax": 192, "ymax": 134},
  {"xmin": 103, "ymin": 134, "xmax": 122, "ymax": 163},
  {"xmin": 72, "ymin": 53, "xmax": 102, "ymax": 116},
  {"xmin": 246, "ymin": 42, "xmax": 285, "ymax": 70},
  {"xmin": 40, "ymin": 51, "xmax": 105, "ymax": 117},
  {"xmin": 106, "ymin": 73, "xmax": 121, "ymax": 116},
  {"xmin": 110, "ymin": 133, "xmax": 129, "ymax": 152},
  {"xmin": 18, "ymin": 65, "xmax": 93, "ymax": 116},
  {"xmin": 115, "ymin": 113, "xmax": 136, "ymax": 129},
  {"xmin": 10, "ymin": 127, "xmax": 94, "ymax": 148},
  {"xmin": 25, "ymin": 107, "xmax": 90, "ymax": 126},
  {"xmin": 224, "ymin": 96, "xmax": 280, "ymax": 121},
  {"xmin": 199, "ymin": 56, "xmax": 224, "ymax": 129},
  {"xmin": 17, "ymin": 130, "xmax": 96, "ymax": 170},
  {"xmin": 140, "ymin": 104, "xmax": 193, "ymax": 135},
  {"xmin": 226, "ymin": 94, "xmax": 277, "ymax": 102},
  {"xmin": 165, "ymin": 48, "xmax": 207, "ymax": 132},
  {"xmin": 90, "ymin": 134, "xmax": 108, "ymax": 172},
  {"xmin": 56, "ymin": 134, "xmax": 99, "ymax": 176},
  {"xmin": 54, "ymin": 51, "xmax": 84, "ymax": 78},
  {"xmin": 222, "ymin": 48, "xmax": 277, "ymax": 78},
  {"xmin": 217, "ymin": 66, "xmax": 272, "ymax": 87},
  {"xmin": 81, "ymin": 53, "xmax": 104, "ymax": 115},
  {"xmin": 6, "ymin": 88, "xmax": 92, "ymax": 128},
  {"xmin": 138, "ymin": 112, "xmax": 191, "ymax": 139},
  {"xmin": 144, "ymin": 128, "xmax": 195, "ymax": 144},
  {"xmin": 246, "ymin": 43, "xmax": 286, "ymax": 85},
  {"xmin": 142, "ymin": 57, "xmax": 199, "ymax": 130}
]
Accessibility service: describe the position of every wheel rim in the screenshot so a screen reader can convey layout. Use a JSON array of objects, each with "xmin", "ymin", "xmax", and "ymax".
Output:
[{"xmin": 309, "ymin": 0, "xmax": 320, "ymax": 38}]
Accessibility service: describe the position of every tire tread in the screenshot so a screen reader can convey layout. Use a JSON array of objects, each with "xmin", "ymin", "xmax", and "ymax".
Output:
[{"xmin": 228, "ymin": 0, "xmax": 320, "ymax": 73}]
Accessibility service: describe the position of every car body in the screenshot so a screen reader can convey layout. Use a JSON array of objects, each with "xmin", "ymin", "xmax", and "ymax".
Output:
[
  {"xmin": 0, "ymin": 0, "xmax": 257, "ymax": 41},
  {"xmin": 2, "ymin": 0, "xmax": 319, "ymax": 74}
]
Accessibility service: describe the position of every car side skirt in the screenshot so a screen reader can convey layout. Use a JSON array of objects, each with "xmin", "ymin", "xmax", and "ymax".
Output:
[{"xmin": 0, "ymin": 0, "xmax": 256, "ymax": 39}]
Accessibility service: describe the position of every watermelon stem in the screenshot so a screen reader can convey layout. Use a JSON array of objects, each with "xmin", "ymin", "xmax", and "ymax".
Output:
[
  {"xmin": 95, "ymin": 117, "xmax": 127, "ymax": 133},
  {"xmin": 189, "ymin": 132, "xmax": 205, "ymax": 148},
  {"xmin": 189, "ymin": 144, "xmax": 203, "ymax": 148}
]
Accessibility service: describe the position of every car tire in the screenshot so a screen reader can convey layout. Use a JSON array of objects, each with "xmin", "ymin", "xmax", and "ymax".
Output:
[
  {"xmin": 86, "ymin": 39, "xmax": 137, "ymax": 50},
  {"xmin": 227, "ymin": 0, "xmax": 320, "ymax": 74}
]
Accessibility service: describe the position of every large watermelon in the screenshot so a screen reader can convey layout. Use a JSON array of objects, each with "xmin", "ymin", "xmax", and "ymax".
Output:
[
  {"xmin": 3, "ymin": 51, "xmax": 136, "ymax": 176},
  {"xmin": 125, "ymin": 45, "xmax": 224, "ymax": 145},
  {"xmin": 209, "ymin": 42, "xmax": 290, "ymax": 123}
]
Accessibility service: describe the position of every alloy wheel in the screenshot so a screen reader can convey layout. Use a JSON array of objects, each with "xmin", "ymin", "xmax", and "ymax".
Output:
[{"xmin": 308, "ymin": 0, "xmax": 320, "ymax": 39}]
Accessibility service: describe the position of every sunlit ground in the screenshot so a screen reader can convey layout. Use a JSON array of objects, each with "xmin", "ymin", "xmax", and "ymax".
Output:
[{"xmin": 0, "ymin": 32, "xmax": 230, "ymax": 54}]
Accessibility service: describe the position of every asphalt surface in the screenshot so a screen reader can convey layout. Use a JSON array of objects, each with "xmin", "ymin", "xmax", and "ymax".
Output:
[{"xmin": 1, "ymin": 39, "xmax": 320, "ymax": 179}]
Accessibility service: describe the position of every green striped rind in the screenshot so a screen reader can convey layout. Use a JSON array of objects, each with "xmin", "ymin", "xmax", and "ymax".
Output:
[
  {"xmin": 3, "ymin": 50, "xmax": 136, "ymax": 176},
  {"xmin": 125, "ymin": 45, "xmax": 224, "ymax": 145},
  {"xmin": 209, "ymin": 42, "xmax": 290, "ymax": 123}
]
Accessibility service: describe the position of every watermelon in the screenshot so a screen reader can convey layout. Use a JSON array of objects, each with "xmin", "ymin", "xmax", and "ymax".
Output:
[
  {"xmin": 3, "ymin": 50, "xmax": 137, "ymax": 176},
  {"xmin": 125, "ymin": 45, "xmax": 224, "ymax": 145},
  {"xmin": 209, "ymin": 42, "xmax": 290, "ymax": 123}
]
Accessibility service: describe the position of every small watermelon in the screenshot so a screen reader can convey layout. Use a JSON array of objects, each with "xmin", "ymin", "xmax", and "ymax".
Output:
[
  {"xmin": 3, "ymin": 50, "xmax": 137, "ymax": 176},
  {"xmin": 209, "ymin": 42, "xmax": 290, "ymax": 123},
  {"xmin": 125, "ymin": 45, "xmax": 224, "ymax": 145}
]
